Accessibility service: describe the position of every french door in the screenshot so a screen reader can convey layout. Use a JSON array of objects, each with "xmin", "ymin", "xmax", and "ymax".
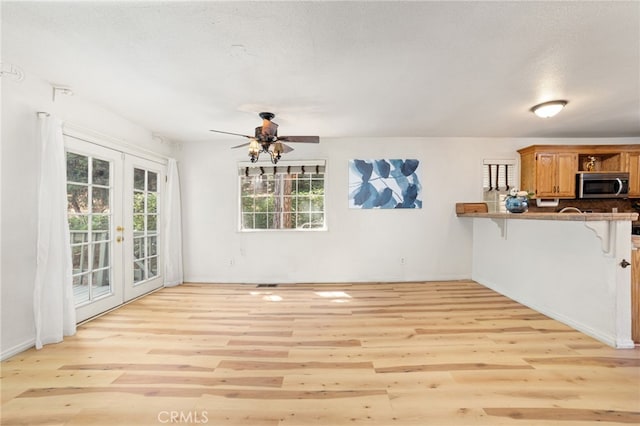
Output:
[{"xmin": 65, "ymin": 136, "xmax": 165, "ymax": 322}]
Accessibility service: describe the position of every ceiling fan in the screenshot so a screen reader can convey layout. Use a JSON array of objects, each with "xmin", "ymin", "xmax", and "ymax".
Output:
[{"xmin": 210, "ymin": 112, "xmax": 320, "ymax": 164}]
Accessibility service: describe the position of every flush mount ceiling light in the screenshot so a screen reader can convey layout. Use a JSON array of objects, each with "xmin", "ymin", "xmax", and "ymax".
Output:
[{"xmin": 531, "ymin": 100, "xmax": 568, "ymax": 118}]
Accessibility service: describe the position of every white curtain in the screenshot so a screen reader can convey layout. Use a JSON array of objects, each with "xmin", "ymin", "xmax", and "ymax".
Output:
[
  {"xmin": 33, "ymin": 115, "xmax": 76, "ymax": 349},
  {"xmin": 164, "ymin": 158, "xmax": 183, "ymax": 287}
]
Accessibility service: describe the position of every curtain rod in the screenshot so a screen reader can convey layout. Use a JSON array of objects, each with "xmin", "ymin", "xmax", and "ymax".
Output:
[{"xmin": 35, "ymin": 112, "xmax": 176, "ymax": 164}]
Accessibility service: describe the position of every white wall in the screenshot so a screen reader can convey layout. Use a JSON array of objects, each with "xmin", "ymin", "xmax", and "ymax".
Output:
[
  {"xmin": 181, "ymin": 137, "xmax": 640, "ymax": 283},
  {"xmin": 470, "ymin": 217, "xmax": 634, "ymax": 348},
  {"xmin": 1, "ymin": 72, "xmax": 177, "ymax": 359},
  {"xmin": 182, "ymin": 137, "xmax": 485, "ymax": 283},
  {"xmin": 180, "ymin": 136, "xmax": 637, "ymax": 284}
]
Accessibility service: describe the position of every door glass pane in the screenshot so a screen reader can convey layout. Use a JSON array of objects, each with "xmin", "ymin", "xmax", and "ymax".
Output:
[
  {"xmin": 133, "ymin": 215, "xmax": 145, "ymax": 233},
  {"xmin": 67, "ymin": 184, "xmax": 89, "ymax": 214},
  {"xmin": 147, "ymin": 215, "xmax": 157, "ymax": 231},
  {"xmin": 133, "ymin": 237, "xmax": 145, "ymax": 260},
  {"xmin": 92, "ymin": 158, "xmax": 110, "ymax": 186},
  {"xmin": 72, "ymin": 245, "xmax": 89, "ymax": 273},
  {"xmin": 134, "ymin": 260, "xmax": 145, "ymax": 283},
  {"xmin": 147, "ymin": 192, "xmax": 157, "ymax": 213},
  {"xmin": 92, "ymin": 242, "xmax": 109, "ymax": 270},
  {"xmin": 92, "ymin": 215, "xmax": 110, "ymax": 241},
  {"xmin": 92, "ymin": 187, "xmax": 110, "ymax": 213},
  {"xmin": 92, "ymin": 270, "xmax": 110, "ymax": 298},
  {"xmin": 67, "ymin": 152, "xmax": 88, "ymax": 183},
  {"xmin": 67, "ymin": 151, "xmax": 113, "ymax": 306},
  {"xmin": 134, "ymin": 168, "xmax": 145, "ymax": 191},
  {"xmin": 149, "ymin": 257, "xmax": 158, "ymax": 277},
  {"xmin": 133, "ymin": 192, "xmax": 145, "ymax": 213},
  {"xmin": 148, "ymin": 172, "xmax": 158, "ymax": 192},
  {"xmin": 69, "ymin": 215, "xmax": 89, "ymax": 232},
  {"xmin": 73, "ymin": 274, "xmax": 90, "ymax": 304},
  {"xmin": 131, "ymin": 166, "xmax": 161, "ymax": 286},
  {"xmin": 148, "ymin": 236, "xmax": 157, "ymax": 256}
]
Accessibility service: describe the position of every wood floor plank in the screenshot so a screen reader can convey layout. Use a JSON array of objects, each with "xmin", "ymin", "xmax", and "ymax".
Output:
[
  {"xmin": 375, "ymin": 363, "xmax": 535, "ymax": 373},
  {"xmin": 524, "ymin": 356, "xmax": 640, "ymax": 368},
  {"xmin": 112, "ymin": 373, "xmax": 284, "ymax": 388},
  {"xmin": 58, "ymin": 363, "xmax": 215, "ymax": 372},
  {"xmin": 18, "ymin": 386, "xmax": 389, "ymax": 400},
  {"xmin": 147, "ymin": 348, "xmax": 289, "ymax": 358},
  {"xmin": 484, "ymin": 407, "xmax": 640, "ymax": 424},
  {"xmin": 227, "ymin": 338, "xmax": 362, "ymax": 347},
  {"xmin": 217, "ymin": 360, "xmax": 374, "ymax": 371}
]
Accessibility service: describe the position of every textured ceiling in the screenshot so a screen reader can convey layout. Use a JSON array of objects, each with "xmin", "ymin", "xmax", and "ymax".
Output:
[{"xmin": 3, "ymin": 1, "xmax": 639, "ymax": 143}]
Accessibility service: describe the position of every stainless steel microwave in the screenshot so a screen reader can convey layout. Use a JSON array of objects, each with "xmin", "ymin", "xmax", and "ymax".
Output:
[{"xmin": 576, "ymin": 172, "xmax": 629, "ymax": 199}]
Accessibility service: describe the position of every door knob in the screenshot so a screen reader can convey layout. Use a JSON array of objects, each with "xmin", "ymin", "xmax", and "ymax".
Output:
[
  {"xmin": 116, "ymin": 226, "xmax": 124, "ymax": 232},
  {"xmin": 116, "ymin": 236, "xmax": 123, "ymax": 243},
  {"xmin": 620, "ymin": 259, "xmax": 630, "ymax": 268}
]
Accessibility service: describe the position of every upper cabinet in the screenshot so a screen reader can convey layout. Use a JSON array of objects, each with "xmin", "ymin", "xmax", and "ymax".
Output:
[
  {"xmin": 518, "ymin": 145, "xmax": 640, "ymax": 199},
  {"xmin": 623, "ymin": 151, "xmax": 640, "ymax": 198},
  {"xmin": 520, "ymin": 150, "xmax": 577, "ymax": 198}
]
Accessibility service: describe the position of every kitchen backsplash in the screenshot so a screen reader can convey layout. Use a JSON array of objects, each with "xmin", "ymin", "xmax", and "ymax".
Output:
[
  {"xmin": 527, "ymin": 198, "xmax": 632, "ymax": 213},
  {"xmin": 528, "ymin": 198, "xmax": 640, "ymax": 226}
]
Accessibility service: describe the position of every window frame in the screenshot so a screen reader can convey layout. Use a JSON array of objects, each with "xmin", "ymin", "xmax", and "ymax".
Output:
[
  {"xmin": 237, "ymin": 160, "xmax": 328, "ymax": 232},
  {"xmin": 482, "ymin": 158, "xmax": 518, "ymax": 213}
]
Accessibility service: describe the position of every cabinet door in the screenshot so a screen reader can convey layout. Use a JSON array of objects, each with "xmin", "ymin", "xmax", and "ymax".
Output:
[
  {"xmin": 555, "ymin": 153, "xmax": 578, "ymax": 197},
  {"xmin": 625, "ymin": 152, "xmax": 640, "ymax": 198},
  {"xmin": 535, "ymin": 153, "xmax": 557, "ymax": 197}
]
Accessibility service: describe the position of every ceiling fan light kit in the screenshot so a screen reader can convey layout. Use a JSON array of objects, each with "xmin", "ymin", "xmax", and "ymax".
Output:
[
  {"xmin": 210, "ymin": 112, "xmax": 319, "ymax": 164},
  {"xmin": 531, "ymin": 100, "xmax": 568, "ymax": 118}
]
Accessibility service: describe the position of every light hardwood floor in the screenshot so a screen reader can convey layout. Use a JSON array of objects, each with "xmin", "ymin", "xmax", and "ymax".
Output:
[{"xmin": 2, "ymin": 281, "xmax": 639, "ymax": 425}]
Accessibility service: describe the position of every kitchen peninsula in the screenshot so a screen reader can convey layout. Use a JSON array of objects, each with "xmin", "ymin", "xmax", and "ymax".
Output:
[{"xmin": 457, "ymin": 210, "xmax": 638, "ymax": 348}]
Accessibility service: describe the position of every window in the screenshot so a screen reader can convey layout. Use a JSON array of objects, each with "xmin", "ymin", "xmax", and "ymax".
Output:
[
  {"xmin": 482, "ymin": 159, "xmax": 516, "ymax": 212},
  {"xmin": 239, "ymin": 161, "xmax": 326, "ymax": 230}
]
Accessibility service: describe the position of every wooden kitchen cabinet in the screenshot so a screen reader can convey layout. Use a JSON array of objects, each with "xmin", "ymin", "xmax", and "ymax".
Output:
[
  {"xmin": 622, "ymin": 152, "xmax": 640, "ymax": 198},
  {"xmin": 519, "ymin": 148, "xmax": 578, "ymax": 198},
  {"xmin": 535, "ymin": 152, "xmax": 578, "ymax": 197},
  {"xmin": 519, "ymin": 144, "xmax": 640, "ymax": 199}
]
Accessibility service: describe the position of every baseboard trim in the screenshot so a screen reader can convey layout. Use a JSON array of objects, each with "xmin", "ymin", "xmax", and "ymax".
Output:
[
  {"xmin": 475, "ymin": 275, "xmax": 621, "ymax": 349},
  {"xmin": 1, "ymin": 338, "xmax": 35, "ymax": 361}
]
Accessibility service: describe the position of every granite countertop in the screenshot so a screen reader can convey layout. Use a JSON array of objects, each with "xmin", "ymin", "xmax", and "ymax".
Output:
[{"xmin": 456, "ymin": 211, "xmax": 639, "ymax": 221}]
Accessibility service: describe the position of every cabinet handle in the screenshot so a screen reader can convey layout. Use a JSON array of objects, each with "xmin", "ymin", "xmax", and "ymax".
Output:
[{"xmin": 620, "ymin": 259, "xmax": 630, "ymax": 268}]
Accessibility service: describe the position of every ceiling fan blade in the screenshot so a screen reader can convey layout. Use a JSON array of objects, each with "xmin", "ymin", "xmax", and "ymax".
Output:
[
  {"xmin": 278, "ymin": 136, "xmax": 320, "ymax": 143},
  {"xmin": 230, "ymin": 142, "xmax": 251, "ymax": 149},
  {"xmin": 210, "ymin": 129, "xmax": 252, "ymax": 138},
  {"xmin": 280, "ymin": 143, "xmax": 294, "ymax": 153}
]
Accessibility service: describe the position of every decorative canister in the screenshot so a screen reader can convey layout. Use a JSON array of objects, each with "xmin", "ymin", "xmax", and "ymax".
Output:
[{"xmin": 505, "ymin": 196, "xmax": 528, "ymax": 213}]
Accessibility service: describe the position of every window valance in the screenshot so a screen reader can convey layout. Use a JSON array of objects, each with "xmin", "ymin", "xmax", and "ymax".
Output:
[{"xmin": 237, "ymin": 160, "xmax": 326, "ymax": 177}]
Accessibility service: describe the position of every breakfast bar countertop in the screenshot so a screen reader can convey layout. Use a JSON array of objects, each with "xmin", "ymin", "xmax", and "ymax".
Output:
[{"xmin": 456, "ymin": 211, "xmax": 639, "ymax": 221}]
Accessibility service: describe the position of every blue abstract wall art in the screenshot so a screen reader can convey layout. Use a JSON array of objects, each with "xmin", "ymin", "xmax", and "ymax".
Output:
[{"xmin": 348, "ymin": 159, "xmax": 422, "ymax": 209}]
